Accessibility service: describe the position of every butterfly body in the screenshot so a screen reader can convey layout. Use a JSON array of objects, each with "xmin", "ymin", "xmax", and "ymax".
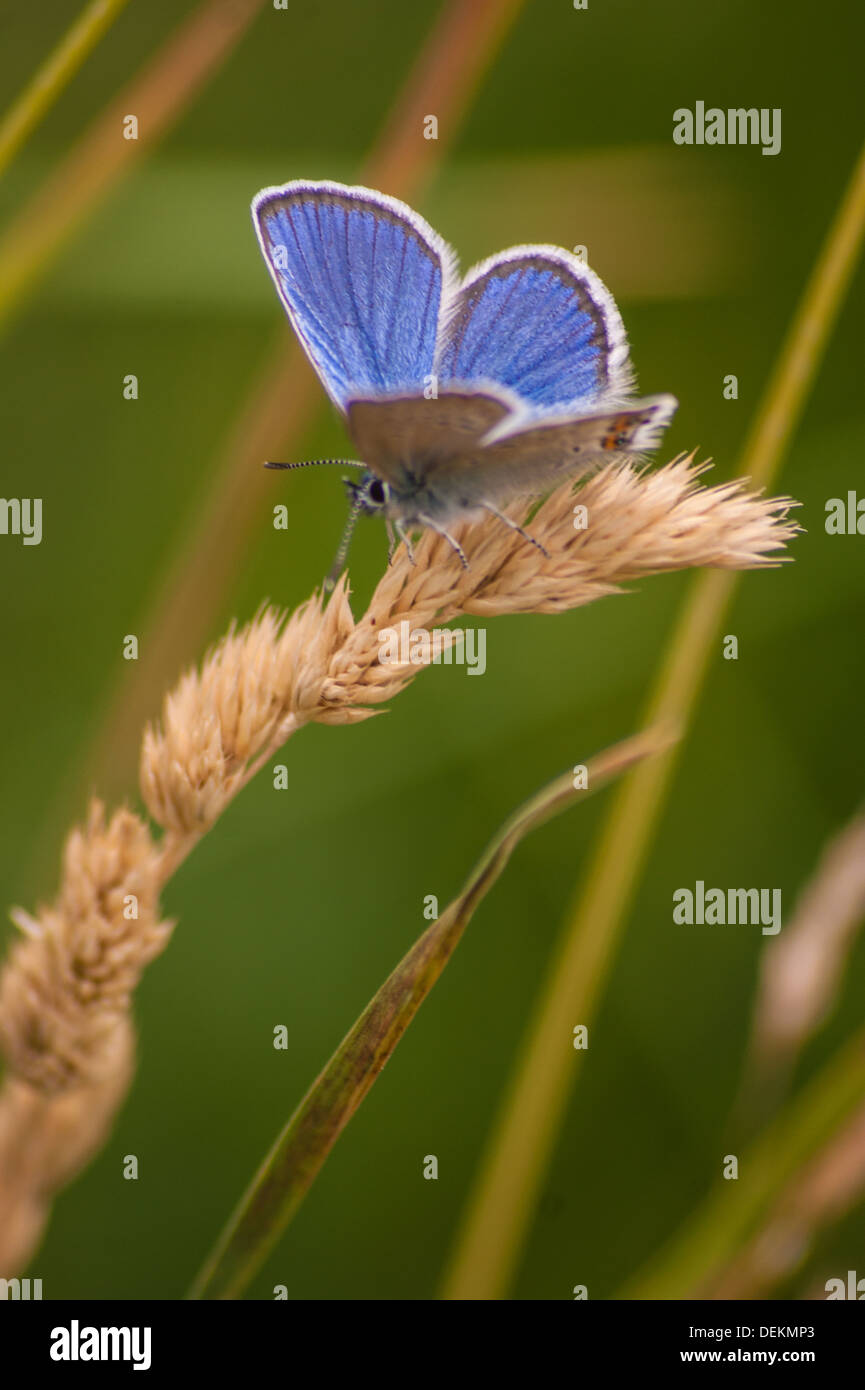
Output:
[
  {"xmin": 252, "ymin": 180, "xmax": 677, "ymax": 570},
  {"xmin": 344, "ymin": 389, "xmax": 510, "ymax": 527}
]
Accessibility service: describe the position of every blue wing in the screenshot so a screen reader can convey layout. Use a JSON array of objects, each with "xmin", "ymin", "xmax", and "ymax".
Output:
[
  {"xmin": 252, "ymin": 180, "xmax": 457, "ymax": 410},
  {"xmin": 436, "ymin": 246, "xmax": 634, "ymax": 412}
]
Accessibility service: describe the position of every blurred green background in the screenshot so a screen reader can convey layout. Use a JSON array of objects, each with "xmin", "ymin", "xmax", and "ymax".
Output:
[{"xmin": 1, "ymin": 0, "xmax": 864, "ymax": 1299}]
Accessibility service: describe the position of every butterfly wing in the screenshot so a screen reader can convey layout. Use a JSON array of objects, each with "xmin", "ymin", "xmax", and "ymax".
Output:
[
  {"xmin": 252, "ymin": 180, "xmax": 458, "ymax": 410},
  {"xmin": 346, "ymin": 390, "xmax": 676, "ymax": 519},
  {"xmin": 425, "ymin": 394, "xmax": 678, "ymax": 509},
  {"xmin": 346, "ymin": 385, "xmax": 517, "ymax": 489},
  {"xmin": 436, "ymin": 246, "xmax": 633, "ymax": 412}
]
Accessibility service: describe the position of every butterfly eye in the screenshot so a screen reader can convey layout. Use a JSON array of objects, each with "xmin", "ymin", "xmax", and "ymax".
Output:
[{"xmin": 367, "ymin": 479, "xmax": 387, "ymax": 506}]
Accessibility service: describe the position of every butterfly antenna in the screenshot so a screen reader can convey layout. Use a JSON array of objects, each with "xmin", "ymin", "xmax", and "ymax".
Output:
[
  {"xmin": 264, "ymin": 457, "xmax": 367, "ymax": 471},
  {"xmin": 324, "ymin": 496, "xmax": 363, "ymax": 593}
]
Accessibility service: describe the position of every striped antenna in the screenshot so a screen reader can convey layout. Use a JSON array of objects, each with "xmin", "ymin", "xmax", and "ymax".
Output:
[{"xmin": 264, "ymin": 458, "xmax": 367, "ymax": 471}]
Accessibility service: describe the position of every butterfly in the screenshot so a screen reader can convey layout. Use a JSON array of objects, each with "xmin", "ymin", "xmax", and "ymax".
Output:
[{"xmin": 252, "ymin": 179, "xmax": 677, "ymax": 585}]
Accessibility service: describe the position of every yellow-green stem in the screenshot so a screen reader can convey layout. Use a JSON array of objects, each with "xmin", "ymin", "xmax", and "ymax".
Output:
[
  {"xmin": 441, "ymin": 134, "xmax": 865, "ymax": 1301},
  {"xmin": 0, "ymin": 0, "xmax": 132, "ymax": 181},
  {"xmin": 621, "ymin": 1026, "xmax": 865, "ymax": 1299}
]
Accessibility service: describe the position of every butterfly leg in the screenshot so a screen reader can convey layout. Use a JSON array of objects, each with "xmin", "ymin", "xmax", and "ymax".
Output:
[
  {"xmin": 479, "ymin": 502, "xmax": 550, "ymax": 559},
  {"xmin": 385, "ymin": 519, "xmax": 398, "ymax": 562},
  {"xmin": 325, "ymin": 496, "xmax": 363, "ymax": 592},
  {"xmin": 417, "ymin": 514, "xmax": 469, "ymax": 569},
  {"xmin": 394, "ymin": 520, "xmax": 417, "ymax": 566}
]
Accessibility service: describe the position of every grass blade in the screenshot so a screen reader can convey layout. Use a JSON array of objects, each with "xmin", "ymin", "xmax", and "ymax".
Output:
[
  {"xmin": 188, "ymin": 724, "xmax": 673, "ymax": 1300},
  {"xmin": 0, "ymin": 0, "xmax": 132, "ymax": 181},
  {"xmin": 0, "ymin": 0, "xmax": 268, "ymax": 333},
  {"xmin": 620, "ymin": 1027, "xmax": 865, "ymax": 1299},
  {"xmin": 441, "ymin": 133, "xmax": 865, "ymax": 1301}
]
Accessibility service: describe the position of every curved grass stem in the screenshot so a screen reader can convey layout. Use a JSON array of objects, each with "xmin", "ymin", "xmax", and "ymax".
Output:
[{"xmin": 188, "ymin": 727, "xmax": 672, "ymax": 1300}]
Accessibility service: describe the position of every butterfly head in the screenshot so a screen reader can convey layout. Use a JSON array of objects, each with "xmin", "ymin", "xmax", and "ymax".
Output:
[{"xmin": 345, "ymin": 471, "xmax": 392, "ymax": 516}]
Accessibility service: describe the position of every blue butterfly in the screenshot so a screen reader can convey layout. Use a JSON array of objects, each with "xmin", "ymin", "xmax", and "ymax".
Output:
[{"xmin": 252, "ymin": 179, "xmax": 677, "ymax": 584}]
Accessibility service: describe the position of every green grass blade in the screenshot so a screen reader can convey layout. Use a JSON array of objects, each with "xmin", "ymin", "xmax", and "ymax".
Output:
[
  {"xmin": 0, "ymin": 0, "xmax": 132, "ymax": 181},
  {"xmin": 620, "ymin": 1027, "xmax": 865, "ymax": 1299},
  {"xmin": 441, "ymin": 133, "xmax": 865, "ymax": 1301},
  {"xmin": 0, "ymin": 0, "xmax": 267, "ymax": 335},
  {"xmin": 188, "ymin": 725, "xmax": 673, "ymax": 1300}
]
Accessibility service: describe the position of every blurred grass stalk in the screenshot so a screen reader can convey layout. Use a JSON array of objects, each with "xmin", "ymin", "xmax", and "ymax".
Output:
[
  {"xmin": 621, "ymin": 1025, "xmax": 865, "ymax": 1298},
  {"xmin": 0, "ymin": 0, "xmax": 131, "ymax": 181},
  {"xmin": 627, "ymin": 804, "xmax": 865, "ymax": 1298},
  {"xmin": 711, "ymin": 1099, "xmax": 865, "ymax": 1299},
  {"xmin": 442, "ymin": 134, "xmax": 865, "ymax": 1301},
  {"xmin": 189, "ymin": 727, "xmax": 674, "ymax": 1301},
  {"xmin": 0, "ymin": 0, "xmax": 269, "ymax": 331},
  {"xmin": 735, "ymin": 808, "xmax": 865, "ymax": 1135}
]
